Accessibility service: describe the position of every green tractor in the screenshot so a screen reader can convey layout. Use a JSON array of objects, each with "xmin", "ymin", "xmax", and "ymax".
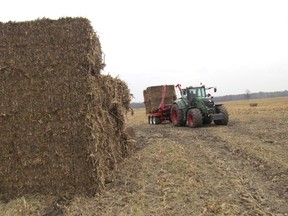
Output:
[{"xmin": 171, "ymin": 85, "xmax": 229, "ymax": 127}]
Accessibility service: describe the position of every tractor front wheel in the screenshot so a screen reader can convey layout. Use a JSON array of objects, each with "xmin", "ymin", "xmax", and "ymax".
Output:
[
  {"xmin": 214, "ymin": 105, "xmax": 229, "ymax": 125},
  {"xmin": 171, "ymin": 104, "xmax": 185, "ymax": 126},
  {"xmin": 203, "ymin": 116, "xmax": 212, "ymax": 124},
  {"xmin": 187, "ymin": 108, "xmax": 203, "ymax": 128}
]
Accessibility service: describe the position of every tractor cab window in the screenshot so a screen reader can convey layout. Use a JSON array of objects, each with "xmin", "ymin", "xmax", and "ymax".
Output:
[
  {"xmin": 188, "ymin": 88, "xmax": 197, "ymax": 97},
  {"xmin": 197, "ymin": 87, "xmax": 206, "ymax": 98},
  {"xmin": 188, "ymin": 87, "xmax": 206, "ymax": 98}
]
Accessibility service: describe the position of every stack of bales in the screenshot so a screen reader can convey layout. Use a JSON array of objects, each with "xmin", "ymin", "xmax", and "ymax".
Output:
[
  {"xmin": 0, "ymin": 18, "xmax": 134, "ymax": 200},
  {"xmin": 143, "ymin": 85, "xmax": 176, "ymax": 114}
]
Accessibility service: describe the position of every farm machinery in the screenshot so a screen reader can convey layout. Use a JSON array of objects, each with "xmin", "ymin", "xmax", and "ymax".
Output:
[
  {"xmin": 144, "ymin": 85, "xmax": 176, "ymax": 124},
  {"xmin": 143, "ymin": 84, "xmax": 229, "ymax": 127},
  {"xmin": 171, "ymin": 84, "xmax": 229, "ymax": 127}
]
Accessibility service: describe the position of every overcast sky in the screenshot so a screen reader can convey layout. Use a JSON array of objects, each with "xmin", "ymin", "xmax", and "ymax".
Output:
[{"xmin": 1, "ymin": 0, "xmax": 288, "ymax": 102}]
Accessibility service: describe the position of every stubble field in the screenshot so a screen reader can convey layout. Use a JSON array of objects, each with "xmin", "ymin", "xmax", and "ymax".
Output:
[{"xmin": 1, "ymin": 97, "xmax": 287, "ymax": 215}]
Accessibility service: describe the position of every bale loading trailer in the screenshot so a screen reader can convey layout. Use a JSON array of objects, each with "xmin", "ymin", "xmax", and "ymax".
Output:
[{"xmin": 143, "ymin": 85, "xmax": 177, "ymax": 124}]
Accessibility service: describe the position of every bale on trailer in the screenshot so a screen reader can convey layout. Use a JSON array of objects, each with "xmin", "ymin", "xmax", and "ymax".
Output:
[
  {"xmin": 143, "ymin": 85, "xmax": 176, "ymax": 114},
  {"xmin": 0, "ymin": 18, "xmax": 134, "ymax": 200}
]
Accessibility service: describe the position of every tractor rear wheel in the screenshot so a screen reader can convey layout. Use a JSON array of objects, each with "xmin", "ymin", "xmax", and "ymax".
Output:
[
  {"xmin": 214, "ymin": 105, "xmax": 229, "ymax": 125},
  {"xmin": 187, "ymin": 108, "xmax": 203, "ymax": 128},
  {"xmin": 171, "ymin": 104, "xmax": 185, "ymax": 126}
]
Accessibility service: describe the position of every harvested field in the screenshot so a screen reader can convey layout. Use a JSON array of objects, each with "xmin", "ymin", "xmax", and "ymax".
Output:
[{"xmin": 0, "ymin": 97, "xmax": 287, "ymax": 215}]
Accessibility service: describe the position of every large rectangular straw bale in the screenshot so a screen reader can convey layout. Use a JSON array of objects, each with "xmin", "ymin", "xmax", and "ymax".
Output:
[
  {"xmin": 0, "ymin": 18, "xmax": 133, "ymax": 200},
  {"xmin": 143, "ymin": 85, "xmax": 176, "ymax": 114}
]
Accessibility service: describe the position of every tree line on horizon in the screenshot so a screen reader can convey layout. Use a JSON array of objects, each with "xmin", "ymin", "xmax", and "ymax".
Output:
[{"xmin": 131, "ymin": 90, "xmax": 288, "ymax": 109}]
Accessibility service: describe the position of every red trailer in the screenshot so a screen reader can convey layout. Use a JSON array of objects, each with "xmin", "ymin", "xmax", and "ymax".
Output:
[{"xmin": 143, "ymin": 85, "xmax": 178, "ymax": 124}]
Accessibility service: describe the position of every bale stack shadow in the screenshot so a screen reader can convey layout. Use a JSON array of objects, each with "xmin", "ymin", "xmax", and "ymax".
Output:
[{"xmin": 0, "ymin": 18, "xmax": 134, "ymax": 200}]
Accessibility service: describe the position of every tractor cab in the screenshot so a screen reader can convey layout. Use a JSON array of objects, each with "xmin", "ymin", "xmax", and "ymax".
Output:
[
  {"xmin": 182, "ymin": 85, "xmax": 216, "ymax": 107},
  {"xmin": 183, "ymin": 86, "xmax": 206, "ymax": 99},
  {"xmin": 182, "ymin": 85, "xmax": 216, "ymax": 98}
]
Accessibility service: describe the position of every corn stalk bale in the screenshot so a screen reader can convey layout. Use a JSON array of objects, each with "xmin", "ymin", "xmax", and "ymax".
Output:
[{"xmin": 0, "ymin": 18, "xmax": 133, "ymax": 200}]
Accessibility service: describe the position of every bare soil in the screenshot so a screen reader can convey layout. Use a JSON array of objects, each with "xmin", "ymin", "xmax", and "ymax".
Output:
[{"xmin": 1, "ymin": 98, "xmax": 287, "ymax": 215}]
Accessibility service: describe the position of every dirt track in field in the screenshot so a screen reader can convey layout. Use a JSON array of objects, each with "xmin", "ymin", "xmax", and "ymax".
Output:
[
  {"xmin": 133, "ymin": 120, "xmax": 288, "ymax": 215},
  {"xmin": 110, "ymin": 98, "xmax": 288, "ymax": 215}
]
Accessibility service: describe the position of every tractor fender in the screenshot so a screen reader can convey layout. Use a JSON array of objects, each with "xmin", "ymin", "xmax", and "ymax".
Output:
[{"xmin": 172, "ymin": 99, "xmax": 187, "ymax": 110}]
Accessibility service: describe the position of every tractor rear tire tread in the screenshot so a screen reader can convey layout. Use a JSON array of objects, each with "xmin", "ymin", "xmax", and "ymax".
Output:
[{"xmin": 171, "ymin": 104, "xmax": 186, "ymax": 126}]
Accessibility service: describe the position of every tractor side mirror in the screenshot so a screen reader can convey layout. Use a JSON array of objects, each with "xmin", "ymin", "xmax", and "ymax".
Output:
[{"xmin": 214, "ymin": 88, "xmax": 217, "ymax": 93}]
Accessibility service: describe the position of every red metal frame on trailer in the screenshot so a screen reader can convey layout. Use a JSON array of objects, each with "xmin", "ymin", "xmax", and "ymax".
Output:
[{"xmin": 148, "ymin": 85, "xmax": 173, "ymax": 124}]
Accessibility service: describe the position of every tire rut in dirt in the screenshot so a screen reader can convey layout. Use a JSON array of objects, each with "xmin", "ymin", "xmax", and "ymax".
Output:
[
  {"xmin": 133, "ymin": 124, "xmax": 174, "ymax": 151},
  {"xmin": 207, "ymin": 126, "xmax": 288, "ymax": 203},
  {"xmin": 173, "ymin": 126, "xmax": 287, "ymax": 215}
]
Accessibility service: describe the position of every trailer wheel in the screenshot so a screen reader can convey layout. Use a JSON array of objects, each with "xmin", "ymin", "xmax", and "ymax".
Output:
[
  {"xmin": 155, "ymin": 116, "xmax": 161, "ymax": 124},
  {"xmin": 151, "ymin": 116, "xmax": 161, "ymax": 124},
  {"xmin": 171, "ymin": 104, "xmax": 185, "ymax": 126},
  {"xmin": 214, "ymin": 105, "xmax": 229, "ymax": 125},
  {"xmin": 187, "ymin": 108, "xmax": 203, "ymax": 128},
  {"xmin": 149, "ymin": 116, "xmax": 153, "ymax": 124}
]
